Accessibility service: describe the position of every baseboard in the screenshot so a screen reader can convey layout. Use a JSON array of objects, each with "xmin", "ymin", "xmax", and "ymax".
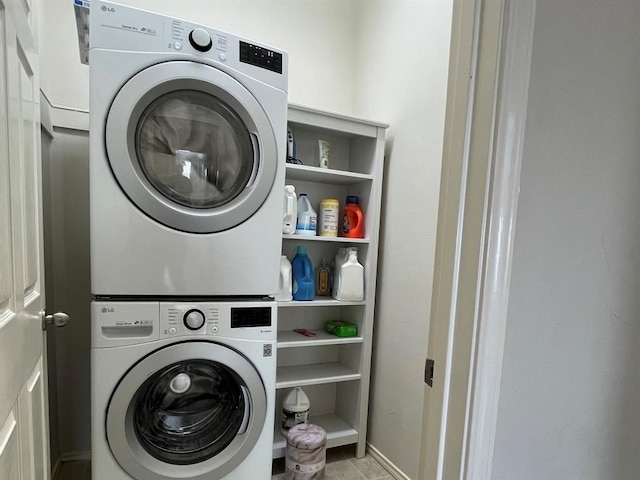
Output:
[
  {"xmin": 366, "ymin": 443, "xmax": 411, "ymax": 480},
  {"xmin": 51, "ymin": 451, "xmax": 91, "ymax": 480},
  {"xmin": 51, "ymin": 457, "xmax": 62, "ymax": 480},
  {"xmin": 60, "ymin": 450, "xmax": 92, "ymax": 463}
]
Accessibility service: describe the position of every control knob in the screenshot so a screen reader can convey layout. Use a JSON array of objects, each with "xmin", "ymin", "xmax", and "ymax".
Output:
[
  {"xmin": 189, "ymin": 28, "xmax": 213, "ymax": 52},
  {"xmin": 184, "ymin": 309, "xmax": 206, "ymax": 330}
]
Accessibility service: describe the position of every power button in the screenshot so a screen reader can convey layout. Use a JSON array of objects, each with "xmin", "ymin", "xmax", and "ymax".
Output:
[
  {"xmin": 211, "ymin": 325, "xmax": 219, "ymax": 334},
  {"xmin": 169, "ymin": 327, "xmax": 177, "ymax": 335}
]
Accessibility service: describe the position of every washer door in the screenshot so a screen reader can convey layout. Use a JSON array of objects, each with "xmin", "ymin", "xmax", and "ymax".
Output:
[
  {"xmin": 105, "ymin": 61, "xmax": 278, "ymax": 233},
  {"xmin": 106, "ymin": 342, "xmax": 267, "ymax": 480}
]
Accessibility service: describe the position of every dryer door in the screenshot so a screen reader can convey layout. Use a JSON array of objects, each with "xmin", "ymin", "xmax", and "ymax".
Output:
[
  {"xmin": 105, "ymin": 61, "xmax": 279, "ymax": 233},
  {"xmin": 105, "ymin": 342, "xmax": 267, "ymax": 480}
]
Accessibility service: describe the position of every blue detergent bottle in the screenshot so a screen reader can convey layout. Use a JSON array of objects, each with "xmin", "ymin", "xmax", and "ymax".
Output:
[{"xmin": 292, "ymin": 246, "xmax": 315, "ymax": 301}]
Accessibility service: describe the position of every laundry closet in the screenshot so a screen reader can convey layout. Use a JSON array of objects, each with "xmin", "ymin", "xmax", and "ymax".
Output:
[{"xmin": 38, "ymin": 1, "xmax": 454, "ymax": 479}]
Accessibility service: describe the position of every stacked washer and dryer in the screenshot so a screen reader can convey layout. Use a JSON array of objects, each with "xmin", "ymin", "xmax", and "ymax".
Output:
[{"xmin": 89, "ymin": 2, "xmax": 287, "ymax": 479}]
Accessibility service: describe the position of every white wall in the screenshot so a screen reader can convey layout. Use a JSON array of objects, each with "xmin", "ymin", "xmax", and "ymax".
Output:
[
  {"xmin": 40, "ymin": 0, "xmax": 453, "ymax": 474},
  {"xmin": 41, "ymin": 0, "xmax": 360, "ymax": 113},
  {"xmin": 352, "ymin": 1, "xmax": 452, "ymax": 478},
  {"xmin": 492, "ymin": 1, "xmax": 640, "ymax": 478}
]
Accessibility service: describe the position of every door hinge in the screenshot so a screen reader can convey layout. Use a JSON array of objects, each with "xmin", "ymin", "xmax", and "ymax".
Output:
[{"xmin": 425, "ymin": 358, "xmax": 435, "ymax": 387}]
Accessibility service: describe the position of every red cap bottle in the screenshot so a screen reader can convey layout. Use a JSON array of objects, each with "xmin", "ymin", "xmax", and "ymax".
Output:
[{"xmin": 342, "ymin": 196, "xmax": 364, "ymax": 238}]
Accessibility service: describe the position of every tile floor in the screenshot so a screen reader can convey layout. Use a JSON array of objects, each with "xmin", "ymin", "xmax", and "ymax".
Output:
[
  {"xmin": 55, "ymin": 447, "xmax": 394, "ymax": 480},
  {"xmin": 272, "ymin": 446, "xmax": 394, "ymax": 479}
]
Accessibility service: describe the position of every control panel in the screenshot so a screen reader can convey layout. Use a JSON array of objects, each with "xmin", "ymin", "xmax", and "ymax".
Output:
[
  {"xmin": 92, "ymin": 301, "xmax": 276, "ymax": 348},
  {"xmin": 161, "ymin": 304, "xmax": 221, "ymax": 338},
  {"xmin": 239, "ymin": 41, "xmax": 283, "ymax": 74},
  {"xmin": 163, "ymin": 18, "xmax": 284, "ymax": 75},
  {"xmin": 91, "ymin": 1, "xmax": 287, "ymax": 92},
  {"xmin": 159, "ymin": 302, "xmax": 276, "ymax": 341}
]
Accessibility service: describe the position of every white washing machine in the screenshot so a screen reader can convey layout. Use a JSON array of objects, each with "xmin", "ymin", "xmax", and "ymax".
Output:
[
  {"xmin": 89, "ymin": 1, "xmax": 288, "ymax": 297},
  {"xmin": 91, "ymin": 300, "xmax": 277, "ymax": 479}
]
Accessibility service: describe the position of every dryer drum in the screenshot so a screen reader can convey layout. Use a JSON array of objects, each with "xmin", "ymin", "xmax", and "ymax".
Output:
[
  {"xmin": 132, "ymin": 360, "xmax": 247, "ymax": 465},
  {"xmin": 135, "ymin": 90, "xmax": 255, "ymax": 210}
]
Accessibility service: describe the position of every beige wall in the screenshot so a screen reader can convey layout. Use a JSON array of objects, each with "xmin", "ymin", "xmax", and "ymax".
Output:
[
  {"xmin": 352, "ymin": 1, "xmax": 453, "ymax": 477},
  {"xmin": 40, "ymin": 0, "xmax": 453, "ymax": 476},
  {"xmin": 41, "ymin": 0, "xmax": 360, "ymax": 113}
]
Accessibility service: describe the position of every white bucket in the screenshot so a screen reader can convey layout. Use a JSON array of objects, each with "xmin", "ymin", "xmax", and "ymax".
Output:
[{"xmin": 285, "ymin": 424, "xmax": 327, "ymax": 480}]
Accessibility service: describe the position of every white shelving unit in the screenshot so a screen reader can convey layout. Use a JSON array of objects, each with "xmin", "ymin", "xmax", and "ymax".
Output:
[{"xmin": 274, "ymin": 103, "xmax": 387, "ymax": 459}]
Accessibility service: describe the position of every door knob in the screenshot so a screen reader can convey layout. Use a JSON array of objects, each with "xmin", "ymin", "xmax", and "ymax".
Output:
[{"xmin": 41, "ymin": 311, "xmax": 70, "ymax": 330}]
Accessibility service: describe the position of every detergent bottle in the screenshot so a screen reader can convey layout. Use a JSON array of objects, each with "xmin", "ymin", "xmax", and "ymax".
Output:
[
  {"xmin": 275, "ymin": 256, "xmax": 293, "ymax": 301},
  {"xmin": 334, "ymin": 249, "xmax": 364, "ymax": 301},
  {"xmin": 332, "ymin": 248, "xmax": 350, "ymax": 297},
  {"xmin": 342, "ymin": 196, "xmax": 364, "ymax": 238},
  {"xmin": 282, "ymin": 185, "xmax": 297, "ymax": 234},
  {"xmin": 292, "ymin": 246, "xmax": 315, "ymax": 301},
  {"xmin": 315, "ymin": 258, "xmax": 331, "ymax": 296},
  {"xmin": 295, "ymin": 194, "xmax": 317, "ymax": 236},
  {"xmin": 281, "ymin": 387, "xmax": 310, "ymax": 435}
]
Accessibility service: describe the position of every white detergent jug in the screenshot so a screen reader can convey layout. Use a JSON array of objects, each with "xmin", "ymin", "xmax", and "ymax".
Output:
[
  {"xmin": 281, "ymin": 387, "xmax": 310, "ymax": 435},
  {"xmin": 275, "ymin": 256, "xmax": 293, "ymax": 301},
  {"xmin": 283, "ymin": 185, "xmax": 297, "ymax": 234},
  {"xmin": 334, "ymin": 249, "xmax": 364, "ymax": 302},
  {"xmin": 295, "ymin": 194, "xmax": 317, "ymax": 236},
  {"xmin": 332, "ymin": 247, "xmax": 355, "ymax": 297}
]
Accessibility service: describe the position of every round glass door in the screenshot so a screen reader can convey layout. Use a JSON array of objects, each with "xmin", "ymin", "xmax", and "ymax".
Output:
[
  {"xmin": 106, "ymin": 342, "xmax": 267, "ymax": 480},
  {"xmin": 133, "ymin": 359, "xmax": 247, "ymax": 465},
  {"xmin": 135, "ymin": 91, "xmax": 254, "ymax": 210},
  {"xmin": 105, "ymin": 61, "xmax": 279, "ymax": 234}
]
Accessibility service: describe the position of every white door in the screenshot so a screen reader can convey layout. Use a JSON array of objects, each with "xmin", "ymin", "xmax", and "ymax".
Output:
[{"xmin": 0, "ymin": 0, "xmax": 50, "ymax": 478}]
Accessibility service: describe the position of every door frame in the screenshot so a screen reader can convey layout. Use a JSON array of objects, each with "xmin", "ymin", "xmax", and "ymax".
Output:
[{"xmin": 419, "ymin": 0, "xmax": 537, "ymax": 478}]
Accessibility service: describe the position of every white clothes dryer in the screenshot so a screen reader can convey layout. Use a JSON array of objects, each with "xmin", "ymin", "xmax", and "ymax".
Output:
[
  {"xmin": 91, "ymin": 300, "xmax": 277, "ymax": 480},
  {"xmin": 89, "ymin": 1, "xmax": 288, "ymax": 297}
]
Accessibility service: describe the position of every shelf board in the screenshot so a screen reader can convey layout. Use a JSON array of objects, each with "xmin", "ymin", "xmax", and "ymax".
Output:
[
  {"xmin": 277, "ymin": 298, "xmax": 366, "ymax": 307},
  {"xmin": 272, "ymin": 413, "xmax": 359, "ymax": 459},
  {"xmin": 276, "ymin": 363, "xmax": 361, "ymax": 389},
  {"xmin": 288, "ymin": 102, "xmax": 389, "ymax": 137},
  {"xmin": 277, "ymin": 329, "xmax": 364, "ymax": 348},
  {"xmin": 285, "ymin": 164, "xmax": 373, "ymax": 185},
  {"xmin": 282, "ymin": 234, "xmax": 369, "ymax": 244}
]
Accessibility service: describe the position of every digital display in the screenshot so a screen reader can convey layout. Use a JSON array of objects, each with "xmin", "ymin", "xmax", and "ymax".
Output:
[
  {"xmin": 239, "ymin": 41, "xmax": 283, "ymax": 74},
  {"xmin": 231, "ymin": 307, "xmax": 272, "ymax": 328}
]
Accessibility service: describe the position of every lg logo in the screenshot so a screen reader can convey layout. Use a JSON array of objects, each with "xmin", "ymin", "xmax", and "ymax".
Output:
[
  {"xmin": 101, "ymin": 5, "xmax": 115, "ymax": 12},
  {"xmin": 101, "ymin": 307, "xmax": 115, "ymax": 313}
]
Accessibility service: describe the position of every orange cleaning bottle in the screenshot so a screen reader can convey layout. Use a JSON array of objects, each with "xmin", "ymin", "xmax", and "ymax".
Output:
[{"xmin": 342, "ymin": 196, "xmax": 364, "ymax": 238}]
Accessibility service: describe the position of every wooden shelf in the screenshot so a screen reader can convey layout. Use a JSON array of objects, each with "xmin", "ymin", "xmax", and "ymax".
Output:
[
  {"xmin": 276, "ymin": 363, "xmax": 361, "ymax": 389},
  {"xmin": 282, "ymin": 234, "xmax": 369, "ymax": 244},
  {"xmin": 285, "ymin": 164, "xmax": 372, "ymax": 184},
  {"xmin": 277, "ymin": 298, "xmax": 365, "ymax": 308},
  {"xmin": 277, "ymin": 103, "xmax": 387, "ymax": 458},
  {"xmin": 272, "ymin": 413, "xmax": 359, "ymax": 459},
  {"xmin": 277, "ymin": 329, "xmax": 363, "ymax": 348},
  {"xmin": 288, "ymin": 102, "xmax": 388, "ymax": 138}
]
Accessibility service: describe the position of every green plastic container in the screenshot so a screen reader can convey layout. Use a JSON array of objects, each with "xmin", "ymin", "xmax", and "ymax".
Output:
[{"xmin": 325, "ymin": 320, "xmax": 357, "ymax": 337}]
